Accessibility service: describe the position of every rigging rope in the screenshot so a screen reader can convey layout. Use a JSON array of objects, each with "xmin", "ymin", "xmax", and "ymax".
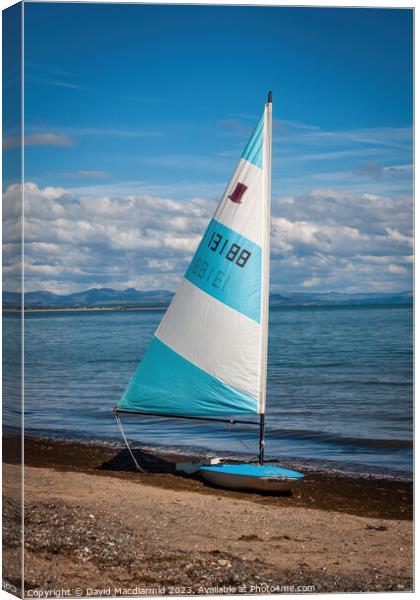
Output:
[
  {"xmin": 114, "ymin": 411, "xmax": 146, "ymax": 473},
  {"xmin": 115, "ymin": 410, "xmax": 268, "ymax": 466},
  {"xmin": 227, "ymin": 421, "xmax": 259, "ymax": 459}
]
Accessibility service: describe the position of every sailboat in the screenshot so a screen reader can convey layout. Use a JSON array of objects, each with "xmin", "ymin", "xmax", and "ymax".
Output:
[{"xmin": 114, "ymin": 92, "xmax": 304, "ymax": 492}]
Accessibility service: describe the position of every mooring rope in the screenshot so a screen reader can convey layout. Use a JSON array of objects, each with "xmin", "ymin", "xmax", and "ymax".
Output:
[{"xmin": 114, "ymin": 412, "xmax": 146, "ymax": 473}]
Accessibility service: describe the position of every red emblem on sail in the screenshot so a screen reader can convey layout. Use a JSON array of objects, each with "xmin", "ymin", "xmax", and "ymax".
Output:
[{"xmin": 228, "ymin": 182, "xmax": 248, "ymax": 204}]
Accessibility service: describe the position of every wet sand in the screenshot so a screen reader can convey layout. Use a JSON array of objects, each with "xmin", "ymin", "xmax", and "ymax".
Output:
[{"xmin": 2, "ymin": 434, "xmax": 413, "ymax": 595}]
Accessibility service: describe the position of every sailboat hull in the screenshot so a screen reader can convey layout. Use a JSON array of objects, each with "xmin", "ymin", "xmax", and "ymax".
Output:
[{"xmin": 199, "ymin": 463, "xmax": 304, "ymax": 492}]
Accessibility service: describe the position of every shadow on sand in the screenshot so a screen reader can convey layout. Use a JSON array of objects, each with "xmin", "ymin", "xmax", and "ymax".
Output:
[
  {"xmin": 98, "ymin": 447, "xmax": 178, "ymax": 474},
  {"xmin": 97, "ymin": 448, "xmax": 293, "ymax": 497}
]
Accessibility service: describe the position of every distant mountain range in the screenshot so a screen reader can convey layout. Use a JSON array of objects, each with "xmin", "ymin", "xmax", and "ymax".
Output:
[
  {"xmin": 2, "ymin": 287, "xmax": 413, "ymax": 309},
  {"xmin": 269, "ymin": 291, "xmax": 413, "ymax": 307}
]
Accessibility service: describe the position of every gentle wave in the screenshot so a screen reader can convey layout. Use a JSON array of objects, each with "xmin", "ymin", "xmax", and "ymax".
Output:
[
  {"xmin": 266, "ymin": 427, "xmax": 413, "ymax": 449},
  {"xmin": 305, "ymin": 379, "xmax": 412, "ymax": 387}
]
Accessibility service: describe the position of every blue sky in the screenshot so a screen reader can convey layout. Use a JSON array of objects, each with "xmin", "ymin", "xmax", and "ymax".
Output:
[{"xmin": 3, "ymin": 3, "xmax": 413, "ymax": 294}]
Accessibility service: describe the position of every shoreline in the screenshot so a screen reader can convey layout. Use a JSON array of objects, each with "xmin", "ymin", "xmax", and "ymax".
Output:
[
  {"xmin": 3, "ymin": 433, "xmax": 413, "ymax": 594},
  {"xmin": 3, "ymin": 302, "xmax": 413, "ymax": 313},
  {"xmin": 4, "ymin": 433, "xmax": 413, "ymax": 520},
  {"xmin": 9, "ymin": 426, "xmax": 414, "ymax": 481}
]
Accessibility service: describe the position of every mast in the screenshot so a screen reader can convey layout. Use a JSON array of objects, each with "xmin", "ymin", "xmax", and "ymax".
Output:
[{"xmin": 258, "ymin": 90, "xmax": 272, "ymax": 466}]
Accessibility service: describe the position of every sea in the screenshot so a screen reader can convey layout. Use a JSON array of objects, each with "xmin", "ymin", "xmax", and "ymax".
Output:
[{"xmin": 3, "ymin": 304, "xmax": 413, "ymax": 478}]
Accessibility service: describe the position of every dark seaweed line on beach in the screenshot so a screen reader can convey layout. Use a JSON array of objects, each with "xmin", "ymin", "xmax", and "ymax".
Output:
[{"xmin": 5, "ymin": 428, "xmax": 413, "ymax": 482}]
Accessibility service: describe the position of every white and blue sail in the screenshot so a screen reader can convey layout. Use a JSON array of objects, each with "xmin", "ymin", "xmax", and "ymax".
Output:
[{"xmin": 118, "ymin": 96, "xmax": 272, "ymax": 417}]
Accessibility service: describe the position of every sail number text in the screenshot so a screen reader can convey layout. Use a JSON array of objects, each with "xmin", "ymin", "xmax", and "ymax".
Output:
[
  {"xmin": 207, "ymin": 232, "xmax": 252, "ymax": 268},
  {"xmin": 191, "ymin": 258, "xmax": 229, "ymax": 289},
  {"xmin": 188, "ymin": 230, "xmax": 253, "ymax": 290}
]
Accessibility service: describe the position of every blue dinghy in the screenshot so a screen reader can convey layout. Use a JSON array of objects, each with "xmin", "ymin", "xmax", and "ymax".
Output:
[
  {"xmin": 114, "ymin": 93, "xmax": 306, "ymax": 494},
  {"xmin": 199, "ymin": 463, "xmax": 304, "ymax": 492}
]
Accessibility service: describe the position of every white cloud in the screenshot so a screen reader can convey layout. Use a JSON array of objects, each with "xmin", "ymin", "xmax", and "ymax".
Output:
[
  {"xmin": 1, "ymin": 183, "xmax": 413, "ymax": 295},
  {"xmin": 28, "ymin": 75, "xmax": 81, "ymax": 89},
  {"xmin": 4, "ymin": 133, "xmax": 74, "ymax": 149},
  {"xmin": 294, "ymin": 126, "xmax": 412, "ymax": 149},
  {"xmin": 388, "ymin": 264, "xmax": 407, "ymax": 275},
  {"xmin": 270, "ymin": 188, "xmax": 412, "ymax": 291},
  {"xmin": 217, "ymin": 118, "xmax": 251, "ymax": 135},
  {"xmin": 62, "ymin": 170, "xmax": 111, "ymax": 179},
  {"xmin": 386, "ymin": 227, "xmax": 413, "ymax": 246},
  {"xmin": 3, "ymin": 183, "xmax": 214, "ymax": 293},
  {"xmin": 302, "ymin": 277, "xmax": 321, "ymax": 288}
]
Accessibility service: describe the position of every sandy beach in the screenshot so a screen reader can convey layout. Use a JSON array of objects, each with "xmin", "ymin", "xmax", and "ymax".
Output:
[{"xmin": 3, "ymin": 434, "xmax": 413, "ymax": 596}]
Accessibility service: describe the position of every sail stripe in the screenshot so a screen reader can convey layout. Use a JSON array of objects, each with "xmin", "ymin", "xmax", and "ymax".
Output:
[
  {"xmin": 156, "ymin": 279, "xmax": 261, "ymax": 400},
  {"xmin": 119, "ymin": 337, "xmax": 259, "ymax": 417},
  {"xmin": 185, "ymin": 218, "xmax": 261, "ymax": 323},
  {"xmin": 241, "ymin": 113, "xmax": 264, "ymax": 169}
]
